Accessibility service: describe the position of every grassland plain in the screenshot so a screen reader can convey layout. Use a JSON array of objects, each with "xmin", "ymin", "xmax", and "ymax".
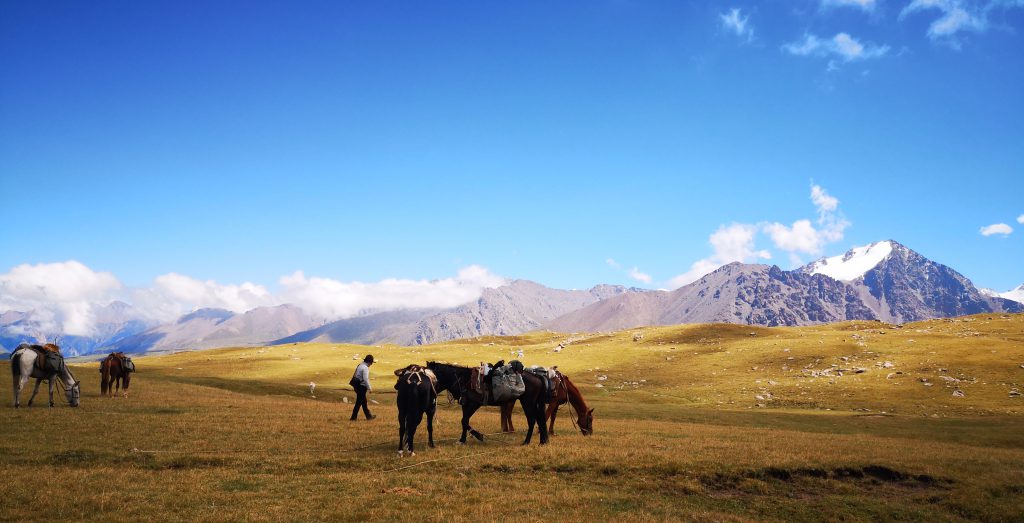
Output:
[{"xmin": 2, "ymin": 313, "xmax": 1023, "ymax": 522}]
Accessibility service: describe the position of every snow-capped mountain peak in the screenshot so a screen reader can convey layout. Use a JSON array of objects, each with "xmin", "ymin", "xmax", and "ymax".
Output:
[
  {"xmin": 997, "ymin": 284, "xmax": 1024, "ymax": 304},
  {"xmin": 804, "ymin": 240, "xmax": 894, "ymax": 282}
]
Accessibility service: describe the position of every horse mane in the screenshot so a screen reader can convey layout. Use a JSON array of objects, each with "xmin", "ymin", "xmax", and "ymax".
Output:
[{"xmin": 560, "ymin": 373, "xmax": 590, "ymax": 416}]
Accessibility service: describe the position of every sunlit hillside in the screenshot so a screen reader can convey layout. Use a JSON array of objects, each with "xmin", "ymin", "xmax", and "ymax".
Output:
[{"xmin": 2, "ymin": 313, "xmax": 1023, "ymax": 521}]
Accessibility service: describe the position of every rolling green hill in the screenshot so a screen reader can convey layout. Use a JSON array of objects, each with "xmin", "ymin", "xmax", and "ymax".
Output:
[{"xmin": 2, "ymin": 313, "xmax": 1023, "ymax": 521}]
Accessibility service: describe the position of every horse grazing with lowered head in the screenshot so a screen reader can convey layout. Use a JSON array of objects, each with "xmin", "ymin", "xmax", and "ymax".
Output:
[
  {"xmin": 393, "ymin": 365, "xmax": 437, "ymax": 456},
  {"xmin": 500, "ymin": 370, "xmax": 594, "ymax": 436},
  {"xmin": 10, "ymin": 343, "xmax": 81, "ymax": 408},
  {"xmin": 100, "ymin": 352, "xmax": 134, "ymax": 397},
  {"xmin": 427, "ymin": 361, "xmax": 549, "ymax": 445}
]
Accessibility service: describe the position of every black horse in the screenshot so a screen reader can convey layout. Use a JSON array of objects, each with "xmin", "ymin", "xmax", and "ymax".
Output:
[
  {"xmin": 426, "ymin": 361, "xmax": 549, "ymax": 446},
  {"xmin": 394, "ymin": 365, "xmax": 436, "ymax": 456}
]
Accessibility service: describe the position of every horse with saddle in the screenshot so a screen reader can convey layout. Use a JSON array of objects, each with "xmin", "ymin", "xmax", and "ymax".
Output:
[{"xmin": 9, "ymin": 342, "xmax": 81, "ymax": 408}]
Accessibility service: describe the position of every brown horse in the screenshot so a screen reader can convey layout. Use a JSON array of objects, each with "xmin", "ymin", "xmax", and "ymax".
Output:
[
  {"xmin": 100, "ymin": 352, "xmax": 134, "ymax": 397},
  {"xmin": 500, "ymin": 370, "xmax": 593, "ymax": 436}
]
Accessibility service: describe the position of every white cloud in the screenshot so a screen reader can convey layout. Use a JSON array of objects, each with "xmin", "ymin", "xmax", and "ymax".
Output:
[
  {"xmin": 669, "ymin": 224, "xmax": 771, "ymax": 288},
  {"xmin": 822, "ymin": 0, "xmax": 877, "ymax": 10},
  {"xmin": 136, "ymin": 273, "xmax": 276, "ymax": 320},
  {"xmin": 0, "ymin": 261, "xmax": 122, "ymax": 336},
  {"xmin": 1017, "ymin": 214, "xmax": 1024, "ymax": 224},
  {"xmin": 277, "ymin": 265, "xmax": 506, "ymax": 319},
  {"xmin": 764, "ymin": 185, "xmax": 850, "ymax": 256},
  {"xmin": 1, "ymin": 261, "xmax": 507, "ymax": 336},
  {"xmin": 980, "ymin": 223, "xmax": 1013, "ymax": 236},
  {"xmin": 605, "ymin": 258, "xmax": 621, "ymax": 270},
  {"xmin": 670, "ymin": 185, "xmax": 850, "ymax": 288},
  {"xmin": 720, "ymin": 8, "xmax": 754, "ymax": 41},
  {"xmin": 811, "ymin": 184, "xmax": 839, "ymax": 215},
  {"xmin": 783, "ymin": 32, "xmax": 889, "ymax": 64},
  {"xmin": 628, "ymin": 267, "xmax": 653, "ymax": 284},
  {"xmin": 901, "ymin": 0, "xmax": 987, "ymax": 43},
  {"xmin": 765, "ymin": 219, "xmax": 822, "ymax": 254}
]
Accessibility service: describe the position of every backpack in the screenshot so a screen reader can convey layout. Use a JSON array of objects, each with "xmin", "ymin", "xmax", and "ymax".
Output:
[
  {"xmin": 43, "ymin": 351, "xmax": 62, "ymax": 373},
  {"xmin": 490, "ymin": 365, "xmax": 526, "ymax": 403}
]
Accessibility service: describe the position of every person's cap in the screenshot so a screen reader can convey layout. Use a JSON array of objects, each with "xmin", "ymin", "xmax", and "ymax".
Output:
[{"xmin": 364, "ymin": 354, "xmax": 374, "ymax": 364}]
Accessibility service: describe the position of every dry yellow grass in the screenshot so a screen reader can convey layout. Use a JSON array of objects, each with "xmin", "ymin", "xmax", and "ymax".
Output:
[{"xmin": 2, "ymin": 313, "xmax": 1023, "ymax": 521}]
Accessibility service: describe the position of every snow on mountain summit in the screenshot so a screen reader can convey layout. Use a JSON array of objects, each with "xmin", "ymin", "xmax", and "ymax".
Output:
[
  {"xmin": 804, "ymin": 240, "xmax": 894, "ymax": 282},
  {"xmin": 998, "ymin": 284, "xmax": 1024, "ymax": 304}
]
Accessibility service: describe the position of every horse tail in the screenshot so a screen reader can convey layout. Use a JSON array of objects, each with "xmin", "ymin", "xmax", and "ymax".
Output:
[
  {"xmin": 10, "ymin": 351, "xmax": 20, "ymax": 379},
  {"xmin": 100, "ymin": 358, "xmax": 110, "ymax": 395}
]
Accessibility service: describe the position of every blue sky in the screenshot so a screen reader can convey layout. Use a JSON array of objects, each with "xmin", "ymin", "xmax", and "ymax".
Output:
[{"xmin": 1, "ymin": 1, "xmax": 1022, "ymax": 327}]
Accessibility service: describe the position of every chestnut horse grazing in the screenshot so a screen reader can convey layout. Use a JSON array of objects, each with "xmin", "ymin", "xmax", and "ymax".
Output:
[
  {"xmin": 10, "ymin": 343, "xmax": 81, "ymax": 408},
  {"xmin": 500, "ymin": 370, "xmax": 594, "ymax": 436},
  {"xmin": 393, "ymin": 365, "xmax": 437, "ymax": 457},
  {"xmin": 427, "ymin": 361, "xmax": 549, "ymax": 445},
  {"xmin": 100, "ymin": 352, "xmax": 134, "ymax": 397}
]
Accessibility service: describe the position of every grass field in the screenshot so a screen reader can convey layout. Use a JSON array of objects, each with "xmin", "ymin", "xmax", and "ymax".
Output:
[{"xmin": 2, "ymin": 313, "xmax": 1023, "ymax": 522}]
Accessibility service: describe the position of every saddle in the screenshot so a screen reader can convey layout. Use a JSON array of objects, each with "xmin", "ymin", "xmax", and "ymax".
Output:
[
  {"xmin": 26, "ymin": 344, "xmax": 62, "ymax": 373},
  {"xmin": 523, "ymin": 366, "xmax": 557, "ymax": 402},
  {"xmin": 103, "ymin": 352, "xmax": 134, "ymax": 372},
  {"xmin": 394, "ymin": 365, "xmax": 438, "ymax": 393}
]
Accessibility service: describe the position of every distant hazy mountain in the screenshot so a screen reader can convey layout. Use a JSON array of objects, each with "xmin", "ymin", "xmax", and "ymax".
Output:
[
  {"xmin": 110, "ymin": 304, "xmax": 321, "ymax": 353},
  {"xmin": 0, "ymin": 301, "xmax": 153, "ymax": 356},
  {"xmin": 274, "ymin": 280, "xmax": 645, "ymax": 346},
  {"xmin": 272, "ymin": 308, "xmax": 442, "ymax": 346},
  {"xmin": 397, "ymin": 280, "xmax": 642, "ymax": 345},
  {"xmin": 547, "ymin": 240, "xmax": 1021, "ymax": 332}
]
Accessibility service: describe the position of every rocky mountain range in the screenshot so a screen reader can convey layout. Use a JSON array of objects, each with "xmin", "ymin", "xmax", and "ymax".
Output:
[
  {"xmin": 548, "ymin": 241, "xmax": 1022, "ymax": 332},
  {"xmin": 2, "ymin": 240, "xmax": 1021, "ymax": 355}
]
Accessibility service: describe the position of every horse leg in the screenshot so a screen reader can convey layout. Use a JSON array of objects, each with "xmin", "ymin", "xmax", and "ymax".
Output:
[
  {"xmin": 520, "ymin": 397, "xmax": 535, "ymax": 445},
  {"xmin": 398, "ymin": 407, "xmax": 407, "ymax": 456},
  {"xmin": 460, "ymin": 403, "xmax": 483, "ymax": 444},
  {"xmin": 47, "ymin": 378, "xmax": 55, "ymax": 408},
  {"xmin": 426, "ymin": 397, "xmax": 436, "ymax": 448},
  {"xmin": 13, "ymin": 373, "xmax": 27, "ymax": 408},
  {"xmin": 27, "ymin": 378, "xmax": 43, "ymax": 407},
  {"xmin": 536, "ymin": 397, "xmax": 550, "ymax": 445},
  {"xmin": 547, "ymin": 402, "xmax": 559, "ymax": 435},
  {"xmin": 408, "ymin": 408, "xmax": 424, "ymax": 456},
  {"xmin": 500, "ymin": 402, "xmax": 516, "ymax": 433}
]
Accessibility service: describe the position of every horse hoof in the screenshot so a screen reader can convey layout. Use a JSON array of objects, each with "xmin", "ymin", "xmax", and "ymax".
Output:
[
  {"xmin": 398, "ymin": 450, "xmax": 404, "ymax": 457},
  {"xmin": 410, "ymin": 452, "xmax": 416, "ymax": 457},
  {"xmin": 429, "ymin": 443, "xmax": 435, "ymax": 448},
  {"xmin": 456, "ymin": 441, "xmax": 465, "ymax": 446}
]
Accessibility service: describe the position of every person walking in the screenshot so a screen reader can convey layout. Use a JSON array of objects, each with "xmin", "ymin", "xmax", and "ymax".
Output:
[{"xmin": 350, "ymin": 355, "xmax": 376, "ymax": 420}]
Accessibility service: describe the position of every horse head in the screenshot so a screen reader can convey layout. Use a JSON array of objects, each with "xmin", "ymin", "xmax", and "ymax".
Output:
[
  {"xmin": 579, "ymin": 408, "xmax": 594, "ymax": 435},
  {"xmin": 66, "ymin": 382, "xmax": 81, "ymax": 407}
]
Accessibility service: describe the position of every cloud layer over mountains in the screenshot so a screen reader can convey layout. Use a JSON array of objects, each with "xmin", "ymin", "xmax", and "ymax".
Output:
[{"xmin": 0, "ymin": 262, "xmax": 506, "ymax": 336}]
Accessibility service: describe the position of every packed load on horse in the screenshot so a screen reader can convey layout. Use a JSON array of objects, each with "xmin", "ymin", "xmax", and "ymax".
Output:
[
  {"xmin": 100, "ymin": 352, "xmax": 135, "ymax": 397},
  {"xmin": 427, "ymin": 360, "xmax": 551, "ymax": 445},
  {"xmin": 9, "ymin": 342, "xmax": 81, "ymax": 408}
]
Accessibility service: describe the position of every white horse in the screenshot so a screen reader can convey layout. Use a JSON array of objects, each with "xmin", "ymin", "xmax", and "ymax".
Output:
[{"xmin": 10, "ymin": 344, "xmax": 81, "ymax": 408}]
